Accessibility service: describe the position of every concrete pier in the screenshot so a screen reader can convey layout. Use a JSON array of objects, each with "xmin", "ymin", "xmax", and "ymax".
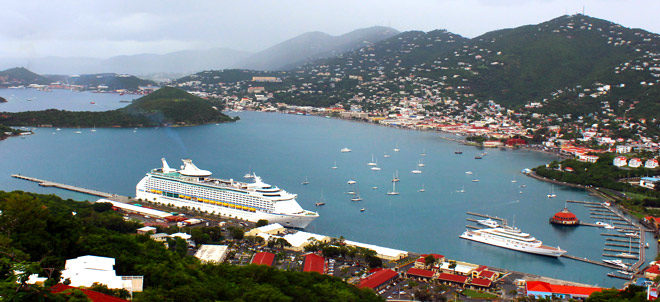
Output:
[{"xmin": 11, "ymin": 174, "xmax": 129, "ymax": 202}]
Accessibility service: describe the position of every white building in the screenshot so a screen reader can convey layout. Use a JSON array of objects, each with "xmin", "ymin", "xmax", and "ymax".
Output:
[
  {"xmin": 194, "ymin": 245, "xmax": 229, "ymax": 263},
  {"xmin": 640, "ymin": 177, "xmax": 660, "ymax": 190},
  {"xmin": 645, "ymin": 158, "xmax": 659, "ymax": 169},
  {"xmin": 616, "ymin": 145, "xmax": 632, "ymax": 154},
  {"xmin": 628, "ymin": 158, "xmax": 642, "ymax": 168},
  {"xmin": 60, "ymin": 255, "xmax": 142, "ymax": 292},
  {"xmin": 613, "ymin": 156, "xmax": 627, "ymax": 167},
  {"xmin": 578, "ymin": 154, "xmax": 599, "ymax": 163}
]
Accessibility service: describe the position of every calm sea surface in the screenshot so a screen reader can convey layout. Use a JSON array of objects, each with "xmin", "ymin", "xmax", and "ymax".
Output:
[
  {"xmin": 0, "ymin": 92, "xmax": 654, "ymax": 288},
  {"xmin": 0, "ymin": 88, "xmax": 139, "ymax": 112}
]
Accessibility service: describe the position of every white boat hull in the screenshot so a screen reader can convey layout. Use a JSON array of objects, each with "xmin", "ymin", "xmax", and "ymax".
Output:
[
  {"xmin": 136, "ymin": 191, "xmax": 317, "ymax": 229},
  {"xmin": 460, "ymin": 231, "xmax": 566, "ymax": 257}
]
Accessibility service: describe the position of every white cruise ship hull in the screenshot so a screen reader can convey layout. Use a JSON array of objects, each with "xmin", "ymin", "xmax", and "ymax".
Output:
[
  {"xmin": 136, "ymin": 191, "xmax": 316, "ymax": 229},
  {"xmin": 460, "ymin": 231, "xmax": 566, "ymax": 257}
]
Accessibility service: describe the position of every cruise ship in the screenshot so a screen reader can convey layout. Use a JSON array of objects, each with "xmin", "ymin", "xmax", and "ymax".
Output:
[
  {"xmin": 136, "ymin": 158, "xmax": 319, "ymax": 228},
  {"xmin": 459, "ymin": 226, "xmax": 566, "ymax": 257}
]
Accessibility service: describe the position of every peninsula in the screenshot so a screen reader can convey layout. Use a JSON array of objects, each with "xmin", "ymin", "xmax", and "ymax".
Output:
[{"xmin": 0, "ymin": 87, "xmax": 237, "ymax": 128}]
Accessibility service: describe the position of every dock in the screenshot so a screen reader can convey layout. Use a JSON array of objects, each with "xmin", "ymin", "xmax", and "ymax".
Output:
[
  {"xmin": 466, "ymin": 212, "xmax": 507, "ymax": 225},
  {"xmin": 11, "ymin": 174, "xmax": 128, "ymax": 201},
  {"xmin": 560, "ymin": 254, "xmax": 623, "ymax": 270},
  {"xmin": 578, "ymin": 221, "xmax": 601, "ymax": 227},
  {"xmin": 603, "ymin": 253, "xmax": 639, "ymax": 260},
  {"xmin": 567, "ymin": 200, "xmax": 602, "ymax": 206},
  {"xmin": 603, "ymin": 248, "xmax": 639, "ymax": 254},
  {"xmin": 605, "ymin": 242, "xmax": 640, "ymax": 249}
]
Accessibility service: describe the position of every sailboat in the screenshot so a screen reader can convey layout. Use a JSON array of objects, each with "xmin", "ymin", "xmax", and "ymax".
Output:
[
  {"xmin": 418, "ymin": 184, "xmax": 426, "ymax": 192},
  {"xmin": 417, "ymin": 159, "xmax": 425, "ymax": 167},
  {"xmin": 547, "ymin": 185, "xmax": 557, "ymax": 198},
  {"xmin": 387, "ymin": 181, "xmax": 399, "ymax": 195},
  {"xmin": 331, "ymin": 161, "xmax": 338, "ymax": 169},
  {"xmin": 456, "ymin": 186, "xmax": 465, "ymax": 193},
  {"xmin": 90, "ymin": 125, "xmax": 97, "ymax": 132},
  {"xmin": 393, "ymin": 144, "xmax": 400, "ymax": 152},
  {"xmin": 392, "ymin": 170, "xmax": 400, "ymax": 182},
  {"xmin": 383, "ymin": 153, "xmax": 391, "ymax": 158},
  {"xmin": 301, "ymin": 177, "xmax": 309, "ymax": 185},
  {"xmin": 351, "ymin": 186, "xmax": 363, "ymax": 201},
  {"xmin": 421, "ymin": 148, "xmax": 427, "ymax": 156},
  {"xmin": 367, "ymin": 154, "xmax": 377, "ymax": 166},
  {"xmin": 315, "ymin": 191, "xmax": 326, "ymax": 206}
]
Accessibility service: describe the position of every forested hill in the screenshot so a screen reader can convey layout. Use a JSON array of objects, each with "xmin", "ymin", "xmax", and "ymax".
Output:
[
  {"xmin": 0, "ymin": 87, "xmax": 237, "ymax": 127},
  {"xmin": 175, "ymin": 14, "xmax": 660, "ymax": 119},
  {"xmin": 0, "ymin": 191, "xmax": 381, "ymax": 301}
]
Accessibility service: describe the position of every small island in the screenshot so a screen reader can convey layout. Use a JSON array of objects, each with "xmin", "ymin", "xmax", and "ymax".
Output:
[
  {"xmin": 0, "ymin": 96, "xmax": 7, "ymax": 103},
  {"xmin": 0, "ymin": 87, "xmax": 238, "ymax": 128},
  {"xmin": 0, "ymin": 124, "xmax": 31, "ymax": 140}
]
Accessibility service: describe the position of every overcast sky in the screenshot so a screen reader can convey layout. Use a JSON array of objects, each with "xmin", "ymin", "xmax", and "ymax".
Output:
[{"xmin": 2, "ymin": 0, "xmax": 659, "ymax": 59}]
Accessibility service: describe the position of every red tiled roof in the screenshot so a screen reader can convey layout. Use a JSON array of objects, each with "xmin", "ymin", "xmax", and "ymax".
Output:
[
  {"xmin": 416, "ymin": 253, "xmax": 444, "ymax": 262},
  {"xmin": 475, "ymin": 265, "xmax": 487, "ymax": 272},
  {"xmin": 526, "ymin": 281, "xmax": 605, "ymax": 297},
  {"xmin": 470, "ymin": 278, "xmax": 492, "ymax": 287},
  {"xmin": 645, "ymin": 265, "xmax": 660, "ymax": 274},
  {"xmin": 303, "ymin": 254, "xmax": 325, "ymax": 274},
  {"xmin": 479, "ymin": 270, "xmax": 496, "ymax": 279},
  {"xmin": 358, "ymin": 269, "xmax": 398, "ymax": 289},
  {"xmin": 407, "ymin": 268, "xmax": 434, "ymax": 278},
  {"xmin": 50, "ymin": 284, "xmax": 128, "ymax": 302},
  {"xmin": 437, "ymin": 273, "xmax": 468, "ymax": 284},
  {"xmin": 251, "ymin": 252, "xmax": 275, "ymax": 266}
]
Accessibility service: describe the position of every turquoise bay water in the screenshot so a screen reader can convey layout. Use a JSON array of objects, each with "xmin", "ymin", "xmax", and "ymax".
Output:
[
  {"xmin": 0, "ymin": 88, "xmax": 139, "ymax": 112},
  {"xmin": 0, "ymin": 110, "xmax": 654, "ymax": 287}
]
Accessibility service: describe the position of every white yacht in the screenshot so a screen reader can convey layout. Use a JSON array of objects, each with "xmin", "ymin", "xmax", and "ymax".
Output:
[
  {"xmin": 347, "ymin": 179, "xmax": 357, "ymax": 185},
  {"xmin": 477, "ymin": 218, "xmax": 500, "ymax": 228},
  {"xmin": 603, "ymin": 259, "xmax": 628, "ymax": 269},
  {"xmin": 136, "ymin": 158, "xmax": 319, "ymax": 229},
  {"xmin": 340, "ymin": 147, "xmax": 352, "ymax": 153},
  {"xmin": 411, "ymin": 169, "xmax": 422, "ymax": 174},
  {"xmin": 459, "ymin": 226, "xmax": 566, "ymax": 257}
]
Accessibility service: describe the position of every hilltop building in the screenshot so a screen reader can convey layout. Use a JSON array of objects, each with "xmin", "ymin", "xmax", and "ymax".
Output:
[{"xmin": 60, "ymin": 255, "xmax": 143, "ymax": 292}]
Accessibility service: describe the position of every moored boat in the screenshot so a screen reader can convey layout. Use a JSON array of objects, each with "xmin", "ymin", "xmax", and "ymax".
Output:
[{"xmin": 459, "ymin": 225, "xmax": 566, "ymax": 257}]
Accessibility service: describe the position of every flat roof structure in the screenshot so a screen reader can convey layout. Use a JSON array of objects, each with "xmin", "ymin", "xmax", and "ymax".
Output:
[
  {"xmin": 526, "ymin": 281, "xmax": 606, "ymax": 299},
  {"xmin": 96, "ymin": 199, "xmax": 172, "ymax": 219},
  {"xmin": 194, "ymin": 245, "xmax": 229, "ymax": 264},
  {"xmin": 343, "ymin": 240, "xmax": 408, "ymax": 260}
]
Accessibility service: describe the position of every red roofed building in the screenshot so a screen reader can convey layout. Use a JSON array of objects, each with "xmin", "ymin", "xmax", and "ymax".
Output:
[
  {"xmin": 251, "ymin": 252, "xmax": 275, "ymax": 266},
  {"xmin": 644, "ymin": 216, "xmax": 660, "ymax": 230},
  {"xmin": 50, "ymin": 284, "xmax": 128, "ymax": 302},
  {"xmin": 525, "ymin": 281, "xmax": 605, "ymax": 299},
  {"xmin": 414, "ymin": 253, "xmax": 444, "ymax": 269},
  {"xmin": 406, "ymin": 267, "xmax": 435, "ymax": 280},
  {"xmin": 437, "ymin": 273, "xmax": 468, "ymax": 286},
  {"xmin": 505, "ymin": 138, "xmax": 527, "ymax": 146},
  {"xmin": 358, "ymin": 269, "xmax": 399, "ymax": 290},
  {"xmin": 549, "ymin": 207, "xmax": 579, "ymax": 226},
  {"xmin": 469, "ymin": 277, "xmax": 492, "ymax": 289},
  {"xmin": 303, "ymin": 253, "xmax": 325, "ymax": 274},
  {"xmin": 645, "ymin": 264, "xmax": 660, "ymax": 279}
]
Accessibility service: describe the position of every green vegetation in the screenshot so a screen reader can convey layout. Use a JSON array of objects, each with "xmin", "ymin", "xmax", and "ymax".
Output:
[
  {"xmin": 0, "ymin": 191, "xmax": 381, "ymax": 301},
  {"xmin": 0, "ymin": 67, "xmax": 50, "ymax": 85},
  {"xmin": 587, "ymin": 285, "xmax": 647, "ymax": 301},
  {"xmin": 0, "ymin": 124, "xmax": 29, "ymax": 140},
  {"xmin": 461, "ymin": 289, "xmax": 497, "ymax": 299},
  {"xmin": 0, "ymin": 87, "xmax": 237, "ymax": 127},
  {"xmin": 68, "ymin": 74, "xmax": 155, "ymax": 91},
  {"xmin": 534, "ymin": 153, "xmax": 660, "ymax": 211}
]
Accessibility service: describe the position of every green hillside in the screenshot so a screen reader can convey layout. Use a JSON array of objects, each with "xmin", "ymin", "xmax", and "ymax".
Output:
[
  {"xmin": 0, "ymin": 87, "xmax": 236, "ymax": 127},
  {"xmin": 0, "ymin": 67, "xmax": 50, "ymax": 85},
  {"xmin": 0, "ymin": 191, "xmax": 380, "ymax": 301}
]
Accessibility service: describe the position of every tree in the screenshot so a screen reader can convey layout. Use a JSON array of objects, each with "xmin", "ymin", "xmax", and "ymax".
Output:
[
  {"xmin": 228, "ymin": 226, "xmax": 244, "ymax": 240},
  {"xmin": 424, "ymin": 254, "xmax": 435, "ymax": 267},
  {"xmin": 255, "ymin": 219, "xmax": 269, "ymax": 227},
  {"xmin": 448, "ymin": 261, "xmax": 457, "ymax": 273}
]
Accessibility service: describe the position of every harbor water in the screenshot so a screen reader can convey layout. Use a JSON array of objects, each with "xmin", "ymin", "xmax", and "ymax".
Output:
[{"xmin": 0, "ymin": 98, "xmax": 655, "ymax": 287}]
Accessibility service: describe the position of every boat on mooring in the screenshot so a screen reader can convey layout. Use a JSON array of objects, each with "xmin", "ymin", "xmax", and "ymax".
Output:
[{"xmin": 459, "ymin": 225, "xmax": 566, "ymax": 257}]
